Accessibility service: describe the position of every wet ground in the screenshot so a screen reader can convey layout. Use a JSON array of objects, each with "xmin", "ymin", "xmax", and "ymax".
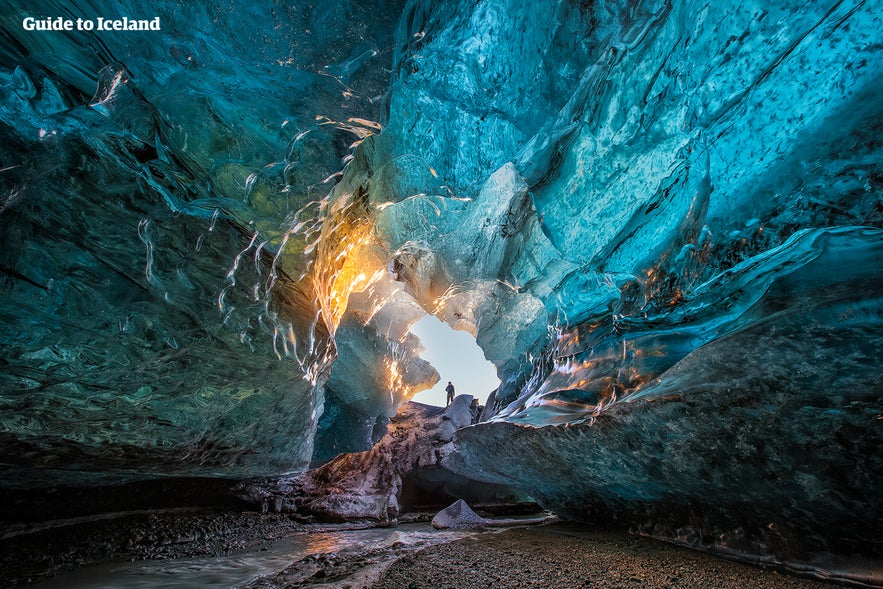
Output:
[
  {"xmin": 1, "ymin": 509, "xmax": 305, "ymax": 585},
  {"xmin": 0, "ymin": 509, "xmax": 469, "ymax": 588},
  {"xmin": 3, "ymin": 512, "xmax": 877, "ymax": 588}
]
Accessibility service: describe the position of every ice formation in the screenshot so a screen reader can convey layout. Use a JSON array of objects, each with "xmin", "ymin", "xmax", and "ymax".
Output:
[
  {"xmin": 242, "ymin": 398, "xmax": 526, "ymax": 522},
  {"xmin": 1, "ymin": 0, "xmax": 882, "ymax": 567}
]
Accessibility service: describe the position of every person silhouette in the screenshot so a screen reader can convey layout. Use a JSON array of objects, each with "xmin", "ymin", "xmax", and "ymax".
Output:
[{"xmin": 445, "ymin": 381, "xmax": 455, "ymax": 406}]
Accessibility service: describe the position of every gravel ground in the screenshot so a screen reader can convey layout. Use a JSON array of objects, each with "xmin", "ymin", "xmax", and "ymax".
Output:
[
  {"xmin": 0, "ymin": 510, "xmax": 305, "ymax": 585},
  {"xmin": 374, "ymin": 524, "xmax": 843, "ymax": 589},
  {"xmin": 1, "ymin": 516, "xmax": 860, "ymax": 588}
]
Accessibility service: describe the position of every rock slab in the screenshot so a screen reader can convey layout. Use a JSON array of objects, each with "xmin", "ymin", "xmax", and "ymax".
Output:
[{"xmin": 431, "ymin": 499, "xmax": 487, "ymax": 530}]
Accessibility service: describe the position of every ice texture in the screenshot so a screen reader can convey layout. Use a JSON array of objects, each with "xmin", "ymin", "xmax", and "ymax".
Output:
[
  {"xmin": 446, "ymin": 227, "xmax": 883, "ymax": 561},
  {"xmin": 248, "ymin": 400, "xmax": 526, "ymax": 522},
  {"xmin": 1, "ymin": 0, "xmax": 883, "ymax": 566},
  {"xmin": 0, "ymin": 0, "xmax": 411, "ymax": 480}
]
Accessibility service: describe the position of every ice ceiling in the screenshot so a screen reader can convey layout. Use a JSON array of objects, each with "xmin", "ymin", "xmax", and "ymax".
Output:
[{"xmin": 1, "ymin": 0, "xmax": 882, "ymax": 559}]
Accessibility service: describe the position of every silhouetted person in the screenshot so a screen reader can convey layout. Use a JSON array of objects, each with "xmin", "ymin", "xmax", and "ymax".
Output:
[{"xmin": 445, "ymin": 381, "xmax": 455, "ymax": 406}]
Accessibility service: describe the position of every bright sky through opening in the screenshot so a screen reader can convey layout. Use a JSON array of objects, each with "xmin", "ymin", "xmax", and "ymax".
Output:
[{"xmin": 409, "ymin": 315, "xmax": 500, "ymax": 407}]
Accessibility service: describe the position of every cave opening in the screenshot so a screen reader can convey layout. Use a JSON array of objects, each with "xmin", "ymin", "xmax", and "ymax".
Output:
[{"xmin": 407, "ymin": 314, "xmax": 500, "ymax": 407}]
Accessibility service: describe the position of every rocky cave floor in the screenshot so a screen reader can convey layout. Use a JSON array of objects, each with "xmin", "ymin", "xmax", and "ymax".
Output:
[
  {"xmin": 0, "ymin": 509, "xmax": 309, "ymax": 585},
  {"xmin": 0, "ymin": 509, "xmax": 850, "ymax": 588},
  {"xmin": 372, "ymin": 525, "xmax": 845, "ymax": 589},
  {"xmin": 247, "ymin": 524, "xmax": 847, "ymax": 589}
]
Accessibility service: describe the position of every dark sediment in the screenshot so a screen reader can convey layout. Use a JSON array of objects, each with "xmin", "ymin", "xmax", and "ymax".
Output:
[
  {"xmin": 374, "ymin": 524, "xmax": 848, "ymax": 589},
  {"xmin": 0, "ymin": 509, "xmax": 304, "ymax": 586},
  {"xmin": 1, "ymin": 515, "xmax": 868, "ymax": 588}
]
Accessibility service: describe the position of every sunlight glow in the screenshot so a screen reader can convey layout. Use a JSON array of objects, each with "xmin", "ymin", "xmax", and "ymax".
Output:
[{"xmin": 409, "ymin": 314, "xmax": 500, "ymax": 407}]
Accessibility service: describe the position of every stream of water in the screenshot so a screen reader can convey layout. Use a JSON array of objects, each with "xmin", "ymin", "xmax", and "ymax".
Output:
[{"xmin": 27, "ymin": 523, "xmax": 462, "ymax": 589}]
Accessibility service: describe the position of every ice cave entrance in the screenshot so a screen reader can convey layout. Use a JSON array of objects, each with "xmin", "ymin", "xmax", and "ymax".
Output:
[{"xmin": 408, "ymin": 314, "xmax": 500, "ymax": 407}]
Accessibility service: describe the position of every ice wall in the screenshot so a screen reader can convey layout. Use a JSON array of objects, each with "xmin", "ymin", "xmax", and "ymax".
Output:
[
  {"xmin": 381, "ymin": 0, "xmax": 883, "ymax": 565},
  {"xmin": 373, "ymin": 0, "xmax": 883, "ymax": 410},
  {"xmin": 0, "ymin": 0, "xmax": 418, "ymax": 481},
  {"xmin": 1, "ymin": 0, "xmax": 882, "ymax": 566}
]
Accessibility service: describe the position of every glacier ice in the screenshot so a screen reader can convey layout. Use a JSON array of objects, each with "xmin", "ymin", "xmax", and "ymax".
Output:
[
  {"xmin": 0, "ymin": 0, "xmax": 410, "ymax": 480},
  {"xmin": 446, "ymin": 226, "xmax": 883, "ymax": 560},
  {"xmin": 251, "ymin": 399, "xmax": 527, "ymax": 522},
  {"xmin": 1, "ymin": 0, "xmax": 882, "ymax": 568}
]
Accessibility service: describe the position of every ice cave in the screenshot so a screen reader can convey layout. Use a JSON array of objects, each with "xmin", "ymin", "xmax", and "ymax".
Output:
[{"xmin": 0, "ymin": 0, "xmax": 882, "ymax": 586}]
